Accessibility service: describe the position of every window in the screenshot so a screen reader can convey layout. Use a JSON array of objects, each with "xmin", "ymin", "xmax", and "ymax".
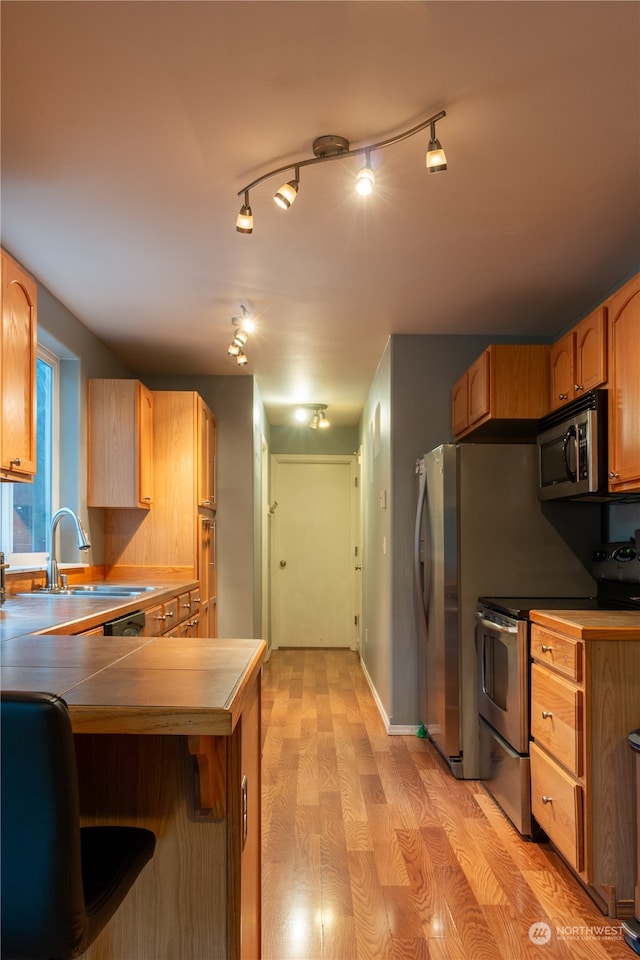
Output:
[{"xmin": 0, "ymin": 346, "xmax": 58, "ymax": 566}]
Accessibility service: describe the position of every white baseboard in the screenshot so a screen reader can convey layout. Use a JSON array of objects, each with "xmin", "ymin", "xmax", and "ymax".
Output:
[{"xmin": 359, "ymin": 657, "xmax": 421, "ymax": 736}]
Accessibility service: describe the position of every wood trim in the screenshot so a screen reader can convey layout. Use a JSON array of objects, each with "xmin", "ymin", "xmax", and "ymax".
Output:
[{"xmin": 188, "ymin": 734, "xmax": 227, "ymax": 818}]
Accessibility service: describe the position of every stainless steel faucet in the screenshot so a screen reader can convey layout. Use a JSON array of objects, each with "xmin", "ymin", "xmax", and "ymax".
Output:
[{"xmin": 46, "ymin": 508, "xmax": 91, "ymax": 590}]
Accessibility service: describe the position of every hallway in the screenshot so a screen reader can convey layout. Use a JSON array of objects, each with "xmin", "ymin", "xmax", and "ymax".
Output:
[{"xmin": 260, "ymin": 648, "xmax": 630, "ymax": 960}]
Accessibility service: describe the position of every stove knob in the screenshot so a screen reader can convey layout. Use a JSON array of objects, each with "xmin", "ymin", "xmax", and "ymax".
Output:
[
  {"xmin": 591, "ymin": 549, "xmax": 608, "ymax": 562},
  {"xmin": 612, "ymin": 545, "xmax": 637, "ymax": 562}
]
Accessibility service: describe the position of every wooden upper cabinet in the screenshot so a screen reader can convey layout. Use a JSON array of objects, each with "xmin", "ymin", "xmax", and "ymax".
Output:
[
  {"xmin": 452, "ymin": 344, "xmax": 549, "ymax": 440},
  {"xmin": 549, "ymin": 331, "xmax": 575, "ymax": 411},
  {"xmin": 467, "ymin": 351, "xmax": 490, "ymax": 426},
  {"xmin": 549, "ymin": 306, "xmax": 607, "ymax": 411},
  {"xmin": 1, "ymin": 250, "xmax": 37, "ymax": 481},
  {"xmin": 575, "ymin": 306, "xmax": 607, "ymax": 394},
  {"xmin": 88, "ymin": 379, "xmax": 153, "ymax": 508},
  {"xmin": 197, "ymin": 396, "xmax": 217, "ymax": 511},
  {"xmin": 451, "ymin": 374, "xmax": 469, "ymax": 437},
  {"xmin": 606, "ymin": 273, "xmax": 640, "ymax": 493}
]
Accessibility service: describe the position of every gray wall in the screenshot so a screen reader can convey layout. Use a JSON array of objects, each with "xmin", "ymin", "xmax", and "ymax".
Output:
[
  {"xmin": 270, "ymin": 425, "xmax": 359, "ymax": 455},
  {"xmin": 37, "ymin": 282, "xmax": 134, "ymax": 562},
  {"xmin": 360, "ymin": 333, "xmax": 555, "ymax": 728}
]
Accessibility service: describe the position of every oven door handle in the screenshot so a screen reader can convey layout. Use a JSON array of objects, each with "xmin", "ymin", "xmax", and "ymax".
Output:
[{"xmin": 475, "ymin": 612, "xmax": 518, "ymax": 635}]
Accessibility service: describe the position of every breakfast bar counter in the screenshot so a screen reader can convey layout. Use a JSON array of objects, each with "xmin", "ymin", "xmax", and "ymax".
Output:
[{"xmin": 1, "ymin": 634, "xmax": 266, "ymax": 960}]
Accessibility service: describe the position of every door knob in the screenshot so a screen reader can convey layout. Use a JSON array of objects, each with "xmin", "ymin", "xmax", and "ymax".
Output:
[{"xmin": 279, "ymin": 560, "xmax": 287, "ymax": 568}]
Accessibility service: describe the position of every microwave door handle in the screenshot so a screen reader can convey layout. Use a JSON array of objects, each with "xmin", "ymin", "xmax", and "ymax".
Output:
[{"xmin": 562, "ymin": 425, "xmax": 577, "ymax": 482}]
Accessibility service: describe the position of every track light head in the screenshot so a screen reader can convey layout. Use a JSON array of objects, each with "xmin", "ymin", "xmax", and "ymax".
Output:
[
  {"xmin": 426, "ymin": 122, "xmax": 447, "ymax": 173},
  {"xmin": 356, "ymin": 153, "xmax": 375, "ymax": 196},
  {"xmin": 236, "ymin": 350, "xmax": 248, "ymax": 366},
  {"xmin": 274, "ymin": 170, "xmax": 299, "ymax": 210},
  {"xmin": 236, "ymin": 192, "xmax": 253, "ymax": 233}
]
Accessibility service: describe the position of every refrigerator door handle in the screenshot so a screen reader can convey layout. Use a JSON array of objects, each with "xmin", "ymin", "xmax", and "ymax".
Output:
[{"xmin": 414, "ymin": 462, "xmax": 429, "ymax": 636}]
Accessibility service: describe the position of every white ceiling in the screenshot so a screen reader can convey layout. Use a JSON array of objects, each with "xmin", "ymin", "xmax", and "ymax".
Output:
[{"xmin": 1, "ymin": 1, "xmax": 639, "ymax": 426}]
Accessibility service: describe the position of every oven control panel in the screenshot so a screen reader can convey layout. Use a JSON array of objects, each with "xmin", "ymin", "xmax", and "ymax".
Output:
[{"xmin": 591, "ymin": 541, "xmax": 640, "ymax": 583}]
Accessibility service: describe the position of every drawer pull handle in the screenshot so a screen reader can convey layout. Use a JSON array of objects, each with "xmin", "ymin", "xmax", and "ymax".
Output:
[
  {"xmin": 542, "ymin": 796, "xmax": 553, "ymax": 804},
  {"xmin": 182, "ymin": 602, "xmax": 190, "ymax": 609},
  {"xmin": 541, "ymin": 710, "xmax": 553, "ymax": 719},
  {"xmin": 541, "ymin": 644, "xmax": 553, "ymax": 653},
  {"xmin": 153, "ymin": 614, "xmax": 168, "ymax": 622}
]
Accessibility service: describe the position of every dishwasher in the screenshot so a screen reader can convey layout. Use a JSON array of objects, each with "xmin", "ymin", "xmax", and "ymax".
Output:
[{"xmin": 103, "ymin": 611, "xmax": 146, "ymax": 636}]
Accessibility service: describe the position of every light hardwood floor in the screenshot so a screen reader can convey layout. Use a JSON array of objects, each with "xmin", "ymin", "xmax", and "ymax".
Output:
[{"xmin": 261, "ymin": 648, "xmax": 631, "ymax": 960}]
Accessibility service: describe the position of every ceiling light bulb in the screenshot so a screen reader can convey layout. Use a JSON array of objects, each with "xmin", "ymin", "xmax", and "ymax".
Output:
[
  {"xmin": 236, "ymin": 351, "xmax": 248, "ymax": 366},
  {"xmin": 236, "ymin": 192, "xmax": 253, "ymax": 233},
  {"xmin": 274, "ymin": 179, "xmax": 299, "ymax": 210},
  {"xmin": 355, "ymin": 164, "xmax": 375, "ymax": 196},
  {"xmin": 426, "ymin": 125, "xmax": 447, "ymax": 173},
  {"xmin": 294, "ymin": 408, "xmax": 308, "ymax": 423}
]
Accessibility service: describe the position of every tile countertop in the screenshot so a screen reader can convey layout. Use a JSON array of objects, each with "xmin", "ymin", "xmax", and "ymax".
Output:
[
  {"xmin": 530, "ymin": 609, "xmax": 640, "ymax": 640},
  {"xmin": 0, "ymin": 634, "xmax": 267, "ymax": 736},
  {"xmin": 0, "ymin": 579, "xmax": 198, "ymax": 643}
]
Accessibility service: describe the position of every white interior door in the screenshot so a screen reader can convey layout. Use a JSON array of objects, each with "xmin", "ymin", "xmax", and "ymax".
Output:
[{"xmin": 271, "ymin": 455, "xmax": 356, "ymax": 649}]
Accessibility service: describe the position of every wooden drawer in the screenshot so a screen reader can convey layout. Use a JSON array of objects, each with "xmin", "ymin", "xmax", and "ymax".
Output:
[
  {"xmin": 531, "ymin": 741, "xmax": 584, "ymax": 872},
  {"xmin": 162, "ymin": 597, "xmax": 178, "ymax": 632},
  {"xmin": 176, "ymin": 591, "xmax": 192, "ymax": 624},
  {"xmin": 531, "ymin": 625, "xmax": 582, "ymax": 681},
  {"xmin": 531, "ymin": 663, "xmax": 583, "ymax": 777},
  {"xmin": 144, "ymin": 602, "xmax": 168, "ymax": 636}
]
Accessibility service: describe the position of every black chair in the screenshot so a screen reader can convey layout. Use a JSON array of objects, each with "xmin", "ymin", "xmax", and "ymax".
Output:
[{"xmin": 1, "ymin": 691, "xmax": 156, "ymax": 960}]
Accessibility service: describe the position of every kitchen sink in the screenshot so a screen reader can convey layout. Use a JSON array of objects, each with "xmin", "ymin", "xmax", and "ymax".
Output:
[{"xmin": 17, "ymin": 585, "xmax": 157, "ymax": 599}]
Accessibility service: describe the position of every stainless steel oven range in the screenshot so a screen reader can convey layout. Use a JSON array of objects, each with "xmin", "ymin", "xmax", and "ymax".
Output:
[{"xmin": 477, "ymin": 537, "xmax": 640, "ymax": 838}]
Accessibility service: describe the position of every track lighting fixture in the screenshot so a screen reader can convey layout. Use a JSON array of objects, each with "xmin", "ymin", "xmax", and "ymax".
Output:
[
  {"xmin": 294, "ymin": 403, "xmax": 330, "ymax": 430},
  {"xmin": 227, "ymin": 305, "xmax": 254, "ymax": 365},
  {"xmin": 235, "ymin": 109, "xmax": 446, "ymax": 232}
]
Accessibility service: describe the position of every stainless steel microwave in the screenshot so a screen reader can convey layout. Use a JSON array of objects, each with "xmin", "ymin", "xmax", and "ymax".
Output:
[{"xmin": 537, "ymin": 390, "xmax": 607, "ymax": 500}]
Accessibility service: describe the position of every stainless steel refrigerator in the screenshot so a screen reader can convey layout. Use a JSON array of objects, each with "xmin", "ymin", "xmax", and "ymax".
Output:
[{"xmin": 413, "ymin": 443, "xmax": 596, "ymax": 779}]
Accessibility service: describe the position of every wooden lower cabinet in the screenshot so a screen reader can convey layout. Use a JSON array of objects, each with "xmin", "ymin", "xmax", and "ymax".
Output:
[
  {"xmin": 530, "ymin": 741, "xmax": 584, "ymax": 873},
  {"xmin": 530, "ymin": 623, "xmax": 640, "ymax": 917},
  {"xmin": 76, "ymin": 671, "xmax": 262, "ymax": 960}
]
